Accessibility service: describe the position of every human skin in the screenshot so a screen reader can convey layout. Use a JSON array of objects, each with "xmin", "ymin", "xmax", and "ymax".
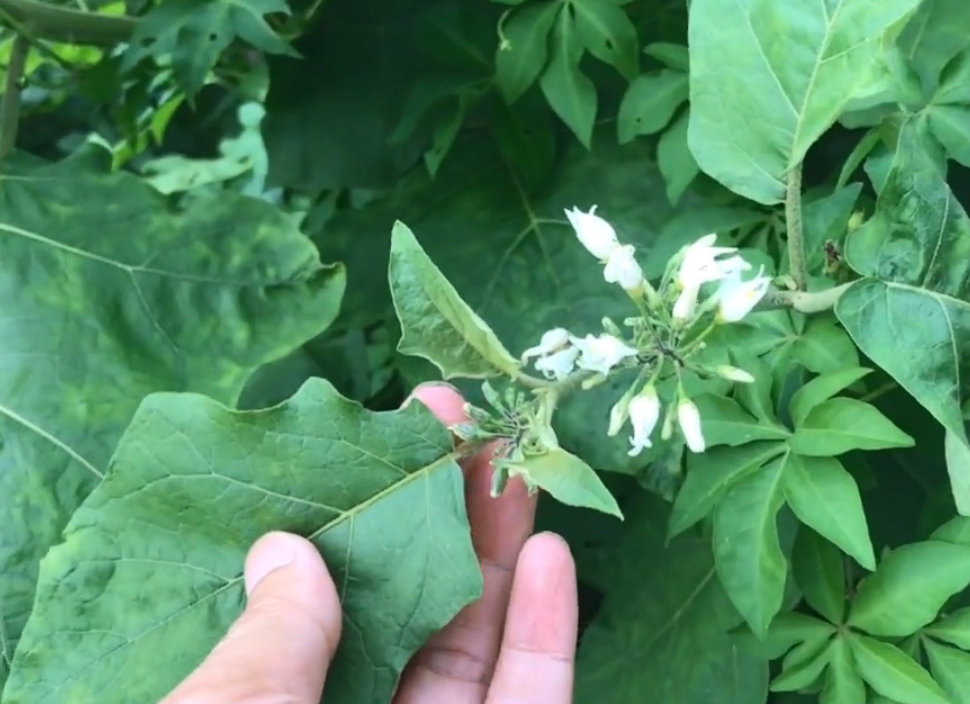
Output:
[{"xmin": 160, "ymin": 382, "xmax": 579, "ymax": 704}]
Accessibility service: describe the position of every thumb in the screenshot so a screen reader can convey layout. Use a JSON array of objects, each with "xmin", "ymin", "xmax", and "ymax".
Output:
[{"xmin": 162, "ymin": 531, "xmax": 342, "ymax": 704}]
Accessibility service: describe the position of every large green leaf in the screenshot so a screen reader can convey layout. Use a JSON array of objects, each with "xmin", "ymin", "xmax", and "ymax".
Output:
[
  {"xmin": 687, "ymin": 0, "xmax": 923, "ymax": 204},
  {"xmin": 836, "ymin": 125, "xmax": 970, "ymax": 514},
  {"xmin": 848, "ymin": 540, "xmax": 970, "ymax": 636},
  {"xmin": 0, "ymin": 153, "xmax": 343, "ymax": 689},
  {"xmin": 575, "ymin": 494, "xmax": 768, "ymax": 704},
  {"xmin": 314, "ymin": 127, "xmax": 707, "ymax": 473},
  {"xmin": 3, "ymin": 379, "xmax": 480, "ymax": 704},
  {"xmin": 848, "ymin": 633, "xmax": 951, "ymax": 704},
  {"xmin": 924, "ymin": 638, "xmax": 970, "ymax": 704}
]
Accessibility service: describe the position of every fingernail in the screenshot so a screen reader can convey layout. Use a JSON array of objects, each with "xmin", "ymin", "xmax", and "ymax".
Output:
[
  {"xmin": 403, "ymin": 381, "xmax": 460, "ymax": 406},
  {"xmin": 245, "ymin": 533, "xmax": 298, "ymax": 595}
]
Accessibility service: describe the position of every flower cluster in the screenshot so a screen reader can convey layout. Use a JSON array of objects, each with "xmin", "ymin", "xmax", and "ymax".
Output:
[{"xmin": 517, "ymin": 205, "xmax": 772, "ymax": 458}]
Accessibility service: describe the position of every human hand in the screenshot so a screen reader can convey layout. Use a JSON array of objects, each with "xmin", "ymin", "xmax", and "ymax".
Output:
[{"xmin": 161, "ymin": 382, "xmax": 579, "ymax": 704}]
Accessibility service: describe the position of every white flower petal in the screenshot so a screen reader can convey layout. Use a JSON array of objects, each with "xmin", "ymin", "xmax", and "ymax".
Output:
[
  {"xmin": 603, "ymin": 244, "xmax": 644, "ymax": 291},
  {"xmin": 717, "ymin": 266, "xmax": 771, "ymax": 322},
  {"xmin": 677, "ymin": 399, "xmax": 706, "ymax": 453},
  {"xmin": 572, "ymin": 334, "xmax": 638, "ymax": 375},
  {"xmin": 534, "ymin": 346, "xmax": 579, "ymax": 380},
  {"xmin": 627, "ymin": 388, "xmax": 660, "ymax": 456},
  {"xmin": 564, "ymin": 205, "xmax": 620, "ymax": 260}
]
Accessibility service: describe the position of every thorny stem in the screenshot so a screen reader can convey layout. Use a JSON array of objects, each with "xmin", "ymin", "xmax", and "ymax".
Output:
[
  {"xmin": 785, "ymin": 163, "xmax": 808, "ymax": 291},
  {"xmin": 0, "ymin": 32, "xmax": 27, "ymax": 163}
]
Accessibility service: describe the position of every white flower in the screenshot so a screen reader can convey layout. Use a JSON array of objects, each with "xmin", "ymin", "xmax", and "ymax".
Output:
[
  {"xmin": 716, "ymin": 266, "xmax": 771, "ymax": 322},
  {"xmin": 715, "ymin": 365, "xmax": 755, "ymax": 383},
  {"xmin": 521, "ymin": 327, "xmax": 570, "ymax": 363},
  {"xmin": 564, "ymin": 205, "xmax": 619, "ymax": 260},
  {"xmin": 603, "ymin": 244, "xmax": 644, "ymax": 291},
  {"xmin": 534, "ymin": 346, "xmax": 579, "ymax": 380},
  {"xmin": 677, "ymin": 234, "xmax": 747, "ymax": 290},
  {"xmin": 571, "ymin": 333, "xmax": 638, "ymax": 375},
  {"xmin": 677, "ymin": 399, "xmax": 705, "ymax": 453},
  {"xmin": 672, "ymin": 283, "xmax": 701, "ymax": 322},
  {"xmin": 627, "ymin": 387, "xmax": 661, "ymax": 456}
]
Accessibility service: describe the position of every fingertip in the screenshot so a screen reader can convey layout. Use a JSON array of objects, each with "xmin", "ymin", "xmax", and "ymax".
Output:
[
  {"xmin": 244, "ymin": 531, "xmax": 329, "ymax": 594},
  {"xmin": 507, "ymin": 531, "xmax": 578, "ymax": 649},
  {"xmin": 517, "ymin": 532, "xmax": 576, "ymax": 585},
  {"xmin": 404, "ymin": 382, "xmax": 468, "ymax": 426}
]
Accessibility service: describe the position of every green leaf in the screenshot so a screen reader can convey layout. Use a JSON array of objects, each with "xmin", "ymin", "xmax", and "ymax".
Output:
[
  {"xmin": 124, "ymin": 0, "xmax": 297, "ymax": 95},
  {"xmin": 848, "ymin": 633, "xmax": 952, "ymax": 704},
  {"xmin": 926, "ymin": 606, "xmax": 970, "ymax": 650},
  {"xmin": 802, "ymin": 185, "xmax": 863, "ymax": 274},
  {"xmin": 771, "ymin": 636, "xmax": 832, "ymax": 692},
  {"xmin": 495, "ymin": 2, "xmax": 559, "ymax": 103},
  {"xmin": 616, "ymin": 69, "xmax": 688, "ymax": 144},
  {"xmin": 732, "ymin": 352, "xmax": 778, "ymax": 422},
  {"xmin": 713, "ymin": 454, "xmax": 789, "ymax": 637},
  {"xmin": 789, "ymin": 368, "xmax": 873, "ymax": 427},
  {"xmin": 692, "ymin": 394, "xmax": 791, "ymax": 447},
  {"xmin": 670, "ymin": 442, "xmax": 788, "ymax": 538},
  {"xmin": 643, "ymin": 41, "xmax": 690, "ymax": 71},
  {"xmin": 790, "ymin": 398, "xmax": 915, "ymax": 456},
  {"xmin": 821, "ymin": 636, "xmax": 866, "ymax": 704},
  {"xmin": 897, "ymin": 0, "xmax": 970, "ymax": 90},
  {"xmin": 540, "ymin": 9, "xmax": 596, "ymax": 147},
  {"xmin": 932, "ymin": 516, "xmax": 970, "ymax": 545},
  {"xmin": 924, "ymin": 638, "xmax": 970, "ymax": 704},
  {"xmin": 945, "ymin": 423, "xmax": 970, "ymax": 518},
  {"xmin": 749, "ymin": 612, "xmax": 836, "ymax": 660},
  {"xmin": 488, "ymin": 96, "xmax": 558, "ymax": 193},
  {"xmin": 836, "ymin": 125, "xmax": 970, "ymax": 510},
  {"xmin": 783, "ymin": 455, "xmax": 875, "ymax": 570},
  {"xmin": 687, "ymin": 0, "xmax": 924, "ymax": 204},
  {"xmin": 657, "ymin": 110, "xmax": 699, "ymax": 204},
  {"xmin": 576, "ymin": 495, "xmax": 768, "ymax": 704},
  {"xmin": 572, "ymin": 0, "xmax": 639, "ymax": 80},
  {"xmin": 511, "ymin": 448, "xmax": 623, "ymax": 518},
  {"xmin": 389, "ymin": 221, "xmax": 521, "ymax": 379},
  {"xmin": 791, "ymin": 527, "xmax": 847, "ymax": 624},
  {"xmin": 0, "ymin": 155, "xmax": 344, "ymax": 689},
  {"xmin": 2, "ymin": 380, "xmax": 481, "ymax": 704},
  {"xmin": 849, "ymin": 540, "xmax": 970, "ymax": 636}
]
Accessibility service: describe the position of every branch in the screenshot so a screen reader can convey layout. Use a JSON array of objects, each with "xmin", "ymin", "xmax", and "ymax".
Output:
[
  {"xmin": 759, "ymin": 282, "xmax": 853, "ymax": 314},
  {"xmin": 0, "ymin": 0, "xmax": 136, "ymax": 46},
  {"xmin": 0, "ymin": 32, "xmax": 27, "ymax": 161},
  {"xmin": 785, "ymin": 162, "xmax": 807, "ymax": 291}
]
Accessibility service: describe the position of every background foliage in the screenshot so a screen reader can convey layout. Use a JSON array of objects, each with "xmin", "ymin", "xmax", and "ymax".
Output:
[{"xmin": 3, "ymin": 0, "xmax": 970, "ymax": 703}]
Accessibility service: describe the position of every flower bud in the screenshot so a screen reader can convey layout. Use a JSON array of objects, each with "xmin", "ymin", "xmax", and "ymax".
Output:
[
  {"xmin": 603, "ymin": 244, "xmax": 644, "ymax": 291},
  {"xmin": 715, "ymin": 365, "xmax": 755, "ymax": 383},
  {"xmin": 627, "ymin": 386, "xmax": 661, "ymax": 457},
  {"xmin": 564, "ymin": 205, "xmax": 620, "ymax": 260},
  {"xmin": 677, "ymin": 399, "xmax": 706, "ymax": 453}
]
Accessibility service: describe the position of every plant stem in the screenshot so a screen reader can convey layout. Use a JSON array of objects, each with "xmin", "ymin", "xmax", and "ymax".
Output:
[
  {"xmin": 759, "ymin": 282, "xmax": 853, "ymax": 314},
  {"xmin": 0, "ymin": 0, "xmax": 136, "ymax": 45},
  {"xmin": 785, "ymin": 162, "xmax": 807, "ymax": 291},
  {"xmin": 0, "ymin": 33, "xmax": 27, "ymax": 162}
]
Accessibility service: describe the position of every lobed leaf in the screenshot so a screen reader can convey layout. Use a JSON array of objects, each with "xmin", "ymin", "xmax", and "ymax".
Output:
[
  {"xmin": 0, "ymin": 153, "xmax": 344, "ymax": 691},
  {"xmin": 788, "ymin": 367, "xmax": 873, "ymax": 427},
  {"xmin": 848, "ymin": 633, "xmax": 951, "ymax": 704},
  {"xmin": 790, "ymin": 398, "xmax": 914, "ymax": 456},
  {"xmin": 3, "ymin": 380, "xmax": 481, "ymax": 704}
]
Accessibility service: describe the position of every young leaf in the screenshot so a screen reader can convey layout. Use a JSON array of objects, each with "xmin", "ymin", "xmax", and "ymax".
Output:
[
  {"xmin": 616, "ymin": 70, "xmax": 688, "ymax": 144},
  {"xmin": 770, "ymin": 635, "xmax": 832, "ymax": 692},
  {"xmin": 732, "ymin": 351, "xmax": 777, "ymax": 422},
  {"xmin": 926, "ymin": 606, "xmax": 970, "ymax": 650},
  {"xmin": 540, "ymin": 9, "xmax": 596, "ymax": 147},
  {"xmin": 848, "ymin": 633, "xmax": 952, "ymax": 704},
  {"xmin": 643, "ymin": 42, "xmax": 690, "ymax": 71},
  {"xmin": 389, "ymin": 221, "xmax": 521, "ymax": 379},
  {"xmin": 836, "ymin": 125, "xmax": 970, "ymax": 511},
  {"xmin": 495, "ymin": 2, "xmax": 560, "ymax": 104},
  {"xmin": 924, "ymin": 638, "xmax": 970, "ymax": 704},
  {"xmin": 848, "ymin": 541, "xmax": 970, "ymax": 637},
  {"xmin": 713, "ymin": 455, "xmax": 789, "ymax": 637},
  {"xmin": 789, "ymin": 367, "xmax": 873, "ymax": 427},
  {"xmin": 0, "ymin": 156, "xmax": 346, "ymax": 686},
  {"xmin": 944, "ymin": 423, "xmax": 970, "ymax": 517},
  {"xmin": 669, "ymin": 441, "xmax": 787, "ymax": 538},
  {"xmin": 790, "ymin": 398, "xmax": 915, "ymax": 456},
  {"xmin": 741, "ymin": 612, "xmax": 836, "ymax": 660},
  {"xmin": 931, "ymin": 516, "xmax": 970, "ymax": 545},
  {"xmin": 691, "ymin": 394, "xmax": 791, "ymax": 447},
  {"xmin": 572, "ymin": 0, "xmax": 639, "ymax": 80},
  {"xmin": 688, "ymin": 0, "xmax": 924, "ymax": 204},
  {"xmin": 657, "ymin": 110, "xmax": 699, "ymax": 204},
  {"xmin": 821, "ymin": 636, "xmax": 866, "ymax": 704},
  {"xmin": 2, "ymin": 379, "xmax": 482, "ymax": 704},
  {"xmin": 791, "ymin": 527, "xmax": 847, "ymax": 624},
  {"xmin": 784, "ymin": 455, "xmax": 876, "ymax": 570},
  {"xmin": 510, "ymin": 448, "xmax": 622, "ymax": 519}
]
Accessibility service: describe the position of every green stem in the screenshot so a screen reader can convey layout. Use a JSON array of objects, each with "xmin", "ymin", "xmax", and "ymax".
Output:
[
  {"xmin": 0, "ymin": 0, "xmax": 136, "ymax": 45},
  {"xmin": 759, "ymin": 282, "xmax": 853, "ymax": 314},
  {"xmin": 0, "ymin": 33, "xmax": 27, "ymax": 163},
  {"xmin": 785, "ymin": 162, "xmax": 807, "ymax": 291}
]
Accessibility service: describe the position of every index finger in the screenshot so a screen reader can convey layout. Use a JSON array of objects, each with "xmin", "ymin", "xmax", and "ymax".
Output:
[{"xmin": 396, "ymin": 382, "xmax": 538, "ymax": 704}]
